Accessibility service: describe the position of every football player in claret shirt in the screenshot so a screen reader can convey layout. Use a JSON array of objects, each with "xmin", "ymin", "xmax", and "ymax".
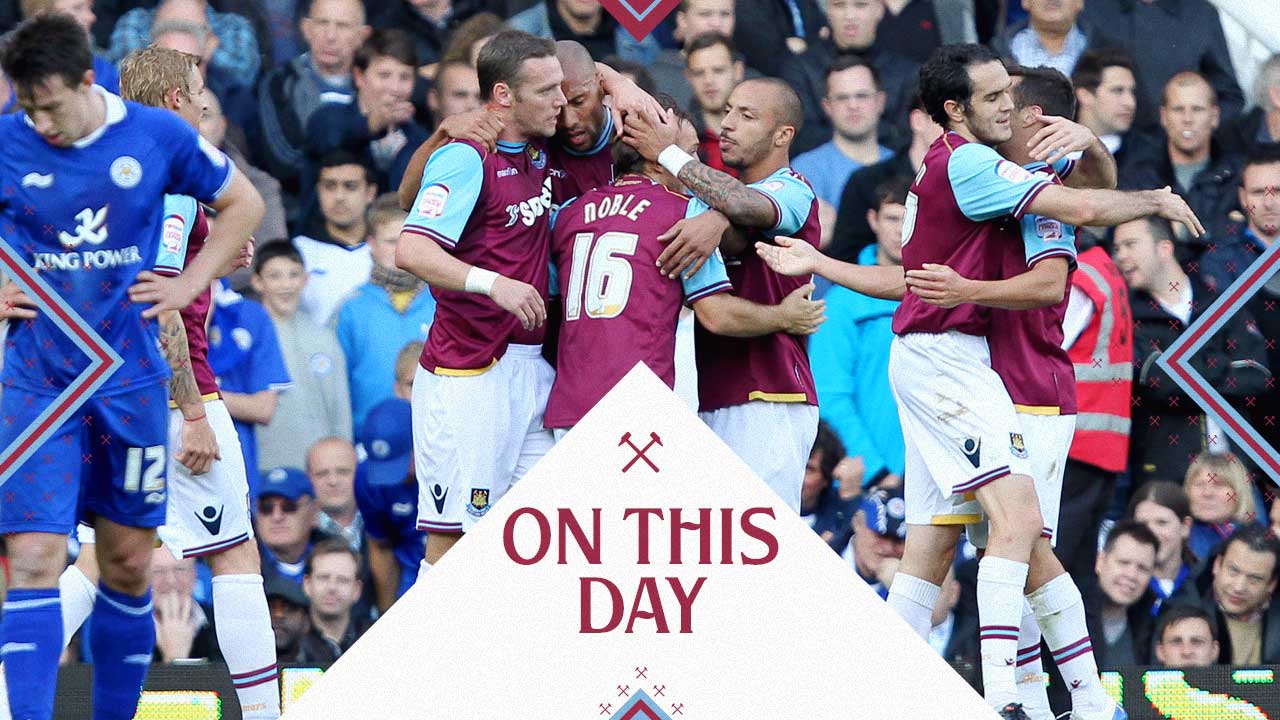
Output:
[
  {"xmin": 545, "ymin": 97, "xmax": 825, "ymax": 434},
  {"xmin": 395, "ymin": 30, "xmax": 564, "ymax": 573},
  {"xmin": 58, "ymin": 45, "xmax": 281, "ymax": 720},
  {"xmin": 622, "ymin": 77, "xmax": 824, "ymax": 514},
  {"xmin": 0, "ymin": 15, "xmax": 262, "ymax": 720}
]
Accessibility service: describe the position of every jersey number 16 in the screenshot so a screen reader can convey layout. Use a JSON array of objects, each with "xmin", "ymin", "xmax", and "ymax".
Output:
[{"xmin": 564, "ymin": 231, "xmax": 639, "ymax": 321}]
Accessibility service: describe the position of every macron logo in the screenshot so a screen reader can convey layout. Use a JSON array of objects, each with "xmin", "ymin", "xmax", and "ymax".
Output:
[{"xmin": 21, "ymin": 172, "xmax": 53, "ymax": 189}]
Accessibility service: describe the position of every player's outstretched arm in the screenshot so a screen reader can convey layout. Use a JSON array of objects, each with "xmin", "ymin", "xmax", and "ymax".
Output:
[
  {"xmin": 395, "ymin": 231, "xmax": 546, "ymax": 331},
  {"xmin": 129, "ymin": 172, "xmax": 264, "ymax": 318},
  {"xmin": 906, "ymin": 257, "xmax": 1069, "ymax": 310},
  {"xmin": 755, "ymin": 237, "xmax": 906, "ymax": 301},
  {"xmin": 159, "ymin": 309, "xmax": 219, "ymax": 475},
  {"xmin": 397, "ymin": 110, "xmax": 504, "ymax": 211},
  {"xmin": 1027, "ymin": 114, "xmax": 1117, "ymax": 190},
  {"xmin": 693, "ymin": 283, "xmax": 826, "ymax": 337},
  {"xmin": 1028, "ymin": 184, "xmax": 1205, "ymax": 236}
]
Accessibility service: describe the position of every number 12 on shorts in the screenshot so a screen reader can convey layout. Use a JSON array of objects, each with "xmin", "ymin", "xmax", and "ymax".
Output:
[
  {"xmin": 124, "ymin": 445, "xmax": 166, "ymax": 494},
  {"xmin": 564, "ymin": 231, "xmax": 638, "ymax": 321}
]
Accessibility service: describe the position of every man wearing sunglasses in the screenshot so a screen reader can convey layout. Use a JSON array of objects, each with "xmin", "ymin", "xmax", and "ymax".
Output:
[{"xmin": 256, "ymin": 467, "xmax": 328, "ymax": 586}]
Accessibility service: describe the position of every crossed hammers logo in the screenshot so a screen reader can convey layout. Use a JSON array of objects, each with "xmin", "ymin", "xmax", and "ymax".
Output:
[{"xmin": 619, "ymin": 431, "xmax": 662, "ymax": 473}]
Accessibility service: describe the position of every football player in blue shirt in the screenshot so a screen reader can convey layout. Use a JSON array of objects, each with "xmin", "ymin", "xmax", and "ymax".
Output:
[{"xmin": 0, "ymin": 15, "xmax": 263, "ymax": 720}]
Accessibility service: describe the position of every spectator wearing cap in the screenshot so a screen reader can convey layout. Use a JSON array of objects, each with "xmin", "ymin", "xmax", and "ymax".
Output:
[
  {"xmin": 308, "ymin": 437, "xmax": 363, "ymax": 552},
  {"xmin": 1152, "ymin": 604, "xmax": 1219, "ymax": 667},
  {"xmin": 801, "ymin": 421, "xmax": 859, "ymax": 554},
  {"xmin": 1113, "ymin": 216, "xmax": 1269, "ymax": 489},
  {"xmin": 265, "ymin": 577, "xmax": 333, "ymax": 663},
  {"xmin": 355, "ymin": 395, "xmax": 425, "ymax": 613},
  {"xmin": 256, "ymin": 0, "xmax": 366, "ymax": 205},
  {"xmin": 1092, "ymin": 520, "xmax": 1159, "ymax": 667},
  {"xmin": 252, "ymin": 241, "xmax": 353, "ymax": 474},
  {"xmin": 336, "ymin": 195, "xmax": 435, "ymax": 434},
  {"xmin": 256, "ymin": 467, "xmax": 330, "ymax": 587},
  {"xmin": 1168, "ymin": 523, "xmax": 1280, "ymax": 664},
  {"xmin": 208, "ymin": 281, "xmax": 293, "ymax": 497},
  {"xmin": 302, "ymin": 538, "xmax": 370, "ymax": 659},
  {"xmin": 1120, "ymin": 72, "xmax": 1244, "ymax": 242},
  {"xmin": 843, "ymin": 484, "xmax": 907, "ymax": 599},
  {"xmin": 780, "ymin": 0, "xmax": 919, "ymax": 154}
]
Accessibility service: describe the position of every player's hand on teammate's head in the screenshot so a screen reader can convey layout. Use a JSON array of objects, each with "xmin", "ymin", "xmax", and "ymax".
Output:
[
  {"xmin": 440, "ymin": 108, "xmax": 504, "ymax": 153},
  {"xmin": 607, "ymin": 79, "xmax": 664, "ymax": 139},
  {"xmin": 0, "ymin": 281, "xmax": 38, "ymax": 320},
  {"xmin": 489, "ymin": 275, "xmax": 546, "ymax": 331},
  {"xmin": 904, "ymin": 263, "xmax": 971, "ymax": 308},
  {"xmin": 622, "ymin": 108, "xmax": 681, "ymax": 162},
  {"xmin": 1028, "ymin": 114, "xmax": 1095, "ymax": 165},
  {"xmin": 1152, "ymin": 186, "xmax": 1206, "ymax": 238},
  {"xmin": 778, "ymin": 282, "xmax": 826, "ymax": 336},
  {"xmin": 754, "ymin": 235, "xmax": 820, "ymax": 277},
  {"xmin": 129, "ymin": 271, "xmax": 201, "ymax": 319},
  {"xmin": 656, "ymin": 210, "xmax": 729, "ymax": 279}
]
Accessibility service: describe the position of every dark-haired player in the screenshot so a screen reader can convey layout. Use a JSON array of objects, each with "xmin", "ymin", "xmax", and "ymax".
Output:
[
  {"xmin": 545, "ymin": 97, "xmax": 825, "ymax": 433},
  {"xmin": 0, "ymin": 14, "xmax": 261, "ymax": 720}
]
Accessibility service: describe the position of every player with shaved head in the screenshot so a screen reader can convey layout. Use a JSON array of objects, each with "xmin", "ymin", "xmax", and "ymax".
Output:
[
  {"xmin": 546, "ymin": 40, "xmax": 615, "ymax": 204},
  {"xmin": 622, "ymin": 76, "xmax": 823, "ymax": 513}
]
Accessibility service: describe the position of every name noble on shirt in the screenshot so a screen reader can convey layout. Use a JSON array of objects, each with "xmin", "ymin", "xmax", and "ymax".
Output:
[
  {"xmin": 503, "ymin": 507, "xmax": 780, "ymax": 634},
  {"xmin": 582, "ymin": 192, "xmax": 651, "ymax": 225}
]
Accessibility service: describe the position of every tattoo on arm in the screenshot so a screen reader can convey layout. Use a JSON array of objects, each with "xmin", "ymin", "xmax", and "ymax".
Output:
[
  {"xmin": 159, "ymin": 309, "xmax": 201, "ymax": 408},
  {"xmin": 677, "ymin": 162, "xmax": 778, "ymax": 228}
]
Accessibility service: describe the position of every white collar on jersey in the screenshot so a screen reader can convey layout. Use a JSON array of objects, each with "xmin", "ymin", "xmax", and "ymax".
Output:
[{"xmin": 23, "ymin": 85, "xmax": 126, "ymax": 148}]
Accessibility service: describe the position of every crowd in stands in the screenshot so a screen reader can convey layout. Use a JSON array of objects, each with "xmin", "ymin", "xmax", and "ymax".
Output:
[{"xmin": 1, "ymin": 0, "xmax": 1279, "ymax": 687}]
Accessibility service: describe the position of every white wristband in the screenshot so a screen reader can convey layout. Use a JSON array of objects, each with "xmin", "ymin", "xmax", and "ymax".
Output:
[
  {"xmin": 464, "ymin": 267, "xmax": 499, "ymax": 296},
  {"xmin": 657, "ymin": 145, "xmax": 695, "ymax": 177}
]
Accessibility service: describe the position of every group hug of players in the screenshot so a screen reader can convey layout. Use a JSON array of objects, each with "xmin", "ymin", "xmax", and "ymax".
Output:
[{"xmin": 0, "ymin": 8, "xmax": 1208, "ymax": 719}]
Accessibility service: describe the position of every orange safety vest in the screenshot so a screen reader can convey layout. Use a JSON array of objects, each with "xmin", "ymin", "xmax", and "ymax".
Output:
[{"xmin": 1067, "ymin": 246, "xmax": 1133, "ymax": 473}]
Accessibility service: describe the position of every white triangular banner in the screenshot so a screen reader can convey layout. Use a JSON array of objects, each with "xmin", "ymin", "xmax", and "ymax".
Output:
[{"xmin": 282, "ymin": 364, "xmax": 998, "ymax": 719}]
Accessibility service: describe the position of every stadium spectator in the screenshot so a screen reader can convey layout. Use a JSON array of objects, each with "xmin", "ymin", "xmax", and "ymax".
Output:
[
  {"xmin": 1219, "ymin": 53, "xmax": 1280, "ymax": 155},
  {"xmin": 199, "ymin": 91, "xmax": 288, "ymax": 254},
  {"xmin": 256, "ymin": 467, "xmax": 325, "ymax": 586},
  {"xmin": 303, "ymin": 29, "xmax": 427, "ymax": 216},
  {"xmin": 372, "ymin": 0, "xmax": 482, "ymax": 70},
  {"xmin": 209, "ymin": 281, "xmax": 293, "ymax": 497},
  {"xmin": 992, "ymin": 0, "xmax": 1107, "ymax": 78},
  {"xmin": 1271, "ymin": 498, "xmax": 1280, "ymax": 538},
  {"xmin": 1070, "ymin": 48, "xmax": 1138, "ymax": 171},
  {"xmin": 1081, "ymin": 0, "xmax": 1243, "ymax": 134},
  {"xmin": 256, "ymin": 0, "xmax": 365, "ymax": 203},
  {"xmin": 1056, "ymin": 231, "xmax": 1134, "ymax": 636},
  {"xmin": 294, "ymin": 151, "xmax": 376, "ymax": 326},
  {"xmin": 810, "ymin": 175, "xmax": 908, "ymax": 492},
  {"xmin": 109, "ymin": 0, "xmax": 261, "ymax": 91},
  {"xmin": 1092, "ymin": 520, "xmax": 1159, "ymax": 667},
  {"xmin": 844, "ymin": 484, "xmax": 907, "ymax": 599},
  {"xmin": 19, "ymin": 0, "xmax": 119, "ymax": 92},
  {"xmin": 149, "ymin": 548, "xmax": 220, "ymax": 663},
  {"xmin": 1199, "ymin": 144, "xmax": 1280, "ymax": 289},
  {"xmin": 507, "ymin": 0, "xmax": 659, "ymax": 64},
  {"xmin": 830, "ymin": 92, "xmax": 941, "ymax": 262},
  {"xmin": 683, "ymin": 33, "xmax": 742, "ymax": 175},
  {"xmin": 801, "ymin": 421, "xmax": 859, "ymax": 554},
  {"xmin": 1152, "ymin": 604, "xmax": 1219, "ymax": 667},
  {"xmin": 336, "ymin": 195, "xmax": 435, "ymax": 433},
  {"xmin": 1168, "ymin": 523, "xmax": 1280, "ymax": 664},
  {"xmin": 1184, "ymin": 452, "xmax": 1261, "ymax": 561},
  {"xmin": 265, "ymin": 577, "xmax": 330, "ymax": 663},
  {"xmin": 258, "ymin": 0, "xmax": 306, "ymax": 65},
  {"xmin": 731, "ymin": 0, "xmax": 825, "ymax": 78},
  {"xmin": 427, "ymin": 59, "xmax": 479, "ymax": 128},
  {"xmin": 355, "ymin": 395, "xmax": 426, "ymax": 612},
  {"xmin": 1128, "ymin": 481, "xmax": 1196, "ymax": 612},
  {"xmin": 437, "ymin": 10, "xmax": 503, "ymax": 67},
  {"xmin": 253, "ymin": 241, "xmax": 354, "ymax": 473},
  {"xmin": 648, "ymin": 0, "xmax": 739, "ymax": 113},
  {"xmin": 307, "ymin": 438, "xmax": 364, "ymax": 551},
  {"xmin": 876, "ymin": 0, "xmax": 941, "ymax": 65},
  {"xmin": 1120, "ymin": 72, "xmax": 1243, "ymax": 241},
  {"xmin": 780, "ymin": 0, "xmax": 918, "ymax": 154},
  {"xmin": 301, "ymin": 539, "xmax": 370, "ymax": 659},
  {"xmin": 790, "ymin": 56, "xmax": 893, "ymax": 209},
  {"xmin": 1114, "ymin": 216, "xmax": 1269, "ymax": 488}
]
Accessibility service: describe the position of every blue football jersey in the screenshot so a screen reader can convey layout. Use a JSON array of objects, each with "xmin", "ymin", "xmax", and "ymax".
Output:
[{"xmin": 0, "ymin": 87, "xmax": 234, "ymax": 396}]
